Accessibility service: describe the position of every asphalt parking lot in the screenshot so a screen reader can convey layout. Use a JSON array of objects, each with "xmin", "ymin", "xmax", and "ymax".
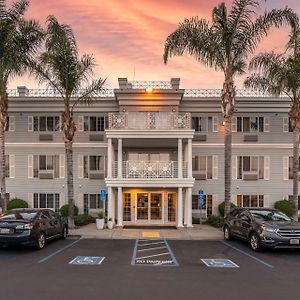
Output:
[{"xmin": 0, "ymin": 238, "xmax": 299, "ymax": 300}]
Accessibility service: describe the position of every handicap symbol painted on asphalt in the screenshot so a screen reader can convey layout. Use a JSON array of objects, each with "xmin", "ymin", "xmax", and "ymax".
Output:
[
  {"xmin": 201, "ymin": 258, "xmax": 239, "ymax": 268},
  {"xmin": 69, "ymin": 256, "xmax": 105, "ymax": 265}
]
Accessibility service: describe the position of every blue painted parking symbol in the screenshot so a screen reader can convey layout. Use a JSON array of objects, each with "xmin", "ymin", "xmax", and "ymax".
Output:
[
  {"xmin": 201, "ymin": 258, "xmax": 239, "ymax": 268},
  {"xmin": 69, "ymin": 256, "xmax": 105, "ymax": 265}
]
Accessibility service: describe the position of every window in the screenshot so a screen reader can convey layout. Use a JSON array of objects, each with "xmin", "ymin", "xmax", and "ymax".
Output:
[
  {"xmin": 33, "ymin": 193, "xmax": 60, "ymax": 212},
  {"xmin": 236, "ymin": 117, "xmax": 264, "ymax": 132},
  {"xmin": 33, "ymin": 116, "xmax": 60, "ymax": 132},
  {"xmin": 192, "ymin": 195, "xmax": 213, "ymax": 216},
  {"xmin": 237, "ymin": 195, "xmax": 264, "ymax": 208},
  {"xmin": 84, "ymin": 116, "xmax": 105, "ymax": 131},
  {"xmin": 83, "ymin": 156, "xmax": 105, "ymax": 178},
  {"xmin": 192, "ymin": 156, "xmax": 213, "ymax": 179},
  {"xmin": 288, "ymin": 157, "xmax": 300, "ymax": 179},
  {"xmin": 237, "ymin": 156, "xmax": 264, "ymax": 179},
  {"xmin": 33, "ymin": 155, "xmax": 59, "ymax": 178},
  {"xmin": 192, "ymin": 116, "xmax": 215, "ymax": 132},
  {"xmin": 84, "ymin": 194, "xmax": 104, "ymax": 214}
]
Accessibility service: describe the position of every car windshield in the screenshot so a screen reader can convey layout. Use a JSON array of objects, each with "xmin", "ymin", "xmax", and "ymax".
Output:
[
  {"xmin": 250, "ymin": 210, "xmax": 291, "ymax": 222},
  {"xmin": 0, "ymin": 212, "xmax": 37, "ymax": 221}
]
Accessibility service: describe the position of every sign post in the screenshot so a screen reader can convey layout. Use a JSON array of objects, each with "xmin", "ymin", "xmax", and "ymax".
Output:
[
  {"xmin": 198, "ymin": 190, "xmax": 204, "ymax": 224},
  {"xmin": 100, "ymin": 189, "xmax": 107, "ymax": 204}
]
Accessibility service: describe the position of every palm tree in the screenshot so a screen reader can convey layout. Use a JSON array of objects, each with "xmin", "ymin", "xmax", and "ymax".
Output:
[
  {"xmin": 29, "ymin": 16, "xmax": 105, "ymax": 228},
  {"xmin": 245, "ymin": 20, "xmax": 300, "ymax": 220},
  {"xmin": 0, "ymin": 0, "xmax": 43, "ymax": 213},
  {"xmin": 163, "ymin": 0, "xmax": 296, "ymax": 217}
]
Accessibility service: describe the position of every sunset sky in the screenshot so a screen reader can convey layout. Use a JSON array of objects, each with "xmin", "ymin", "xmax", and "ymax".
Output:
[{"xmin": 7, "ymin": 0, "xmax": 300, "ymax": 90}]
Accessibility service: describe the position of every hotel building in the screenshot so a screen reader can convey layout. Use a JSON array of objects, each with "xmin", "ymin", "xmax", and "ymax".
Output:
[{"xmin": 4, "ymin": 78, "xmax": 296, "ymax": 227}]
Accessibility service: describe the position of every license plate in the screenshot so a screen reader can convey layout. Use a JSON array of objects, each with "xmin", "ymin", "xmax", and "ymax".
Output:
[
  {"xmin": 0, "ymin": 228, "xmax": 11, "ymax": 234},
  {"xmin": 290, "ymin": 239, "xmax": 300, "ymax": 245}
]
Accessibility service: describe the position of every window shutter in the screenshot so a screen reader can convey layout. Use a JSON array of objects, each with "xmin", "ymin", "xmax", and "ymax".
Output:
[
  {"xmin": 78, "ymin": 116, "xmax": 84, "ymax": 132},
  {"xmin": 264, "ymin": 117, "xmax": 270, "ymax": 132},
  {"xmin": 212, "ymin": 155, "xmax": 218, "ymax": 180},
  {"xmin": 283, "ymin": 117, "xmax": 289, "ymax": 133},
  {"xmin": 283, "ymin": 156, "xmax": 289, "ymax": 180},
  {"xmin": 28, "ymin": 193, "xmax": 33, "ymax": 208},
  {"xmin": 77, "ymin": 193, "xmax": 84, "ymax": 213},
  {"xmin": 232, "ymin": 156, "xmax": 237, "ymax": 180},
  {"xmin": 212, "ymin": 116, "xmax": 218, "ymax": 132},
  {"xmin": 28, "ymin": 116, "xmax": 33, "ymax": 132},
  {"xmin": 9, "ymin": 155, "xmax": 15, "ymax": 178},
  {"xmin": 60, "ymin": 193, "xmax": 65, "ymax": 205},
  {"xmin": 59, "ymin": 116, "xmax": 62, "ymax": 131},
  {"xmin": 59, "ymin": 154, "xmax": 65, "ymax": 179},
  {"xmin": 28, "ymin": 155, "xmax": 33, "ymax": 178},
  {"xmin": 263, "ymin": 195, "xmax": 270, "ymax": 208},
  {"xmin": 231, "ymin": 194, "xmax": 237, "ymax": 206},
  {"xmin": 231, "ymin": 116, "xmax": 237, "ymax": 132},
  {"xmin": 9, "ymin": 116, "xmax": 15, "ymax": 132},
  {"xmin": 212, "ymin": 194, "xmax": 218, "ymax": 215},
  {"xmin": 78, "ymin": 155, "xmax": 84, "ymax": 178},
  {"xmin": 264, "ymin": 156, "xmax": 270, "ymax": 180}
]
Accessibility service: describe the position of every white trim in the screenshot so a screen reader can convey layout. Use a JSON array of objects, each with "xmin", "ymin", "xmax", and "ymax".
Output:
[
  {"xmin": 283, "ymin": 117, "xmax": 289, "ymax": 133},
  {"xmin": 232, "ymin": 116, "xmax": 237, "ymax": 132},
  {"xmin": 78, "ymin": 155, "xmax": 84, "ymax": 179},
  {"xmin": 78, "ymin": 116, "xmax": 84, "ymax": 132},
  {"xmin": 232, "ymin": 156, "xmax": 237, "ymax": 180},
  {"xmin": 59, "ymin": 154, "xmax": 65, "ymax": 179},
  {"xmin": 9, "ymin": 155, "xmax": 15, "ymax": 178},
  {"xmin": 28, "ymin": 155, "xmax": 33, "ymax": 179},
  {"xmin": 28, "ymin": 116, "xmax": 33, "ymax": 132},
  {"xmin": 283, "ymin": 156, "xmax": 289, "ymax": 181},
  {"xmin": 264, "ymin": 117, "xmax": 270, "ymax": 132},
  {"xmin": 60, "ymin": 193, "xmax": 65, "ymax": 206},
  {"xmin": 212, "ymin": 155, "xmax": 218, "ymax": 180},
  {"xmin": 9, "ymin": 116, "xmax": 15, "ymax": 132},
  {"xmin": 264, "ymin": 156, "xmax": 270, "ymax": 180},
  {"xmin": 212, "ymin": 116, "xmax": 218, "ymax": 132}
]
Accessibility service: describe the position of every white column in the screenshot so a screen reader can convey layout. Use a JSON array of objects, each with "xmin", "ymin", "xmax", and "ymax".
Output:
[
  {"xmin": 186, "ymin": 187, "xmax": 193, "ymax": 227},
  {"xmin": 107, "ymin": 186, "xmax": 113, "ymax": 220},
  {"xmin": 184, "ymin": 189, "xmax": 188, "ymax": 225},
  {"xmin": 177, "ymin": 187, "xmax": 183, "ymax": 228},
  {"xmin": 107, "ymin": 138, "xmax": 112, "ymax": 178},
  {"xmin": 117, "ymin": 187, "xmax": 123, "ymax": 227},
  {"xmin": 188, "ymin": 138, "xmax": 192, "ymax": 178},
  {"xmin": 118, "ymin": 138, "xmax": 122, "ymax": 178},
  {"xmin": 178, "ymin": 138, "xmax": 182, "ymax": 178}
]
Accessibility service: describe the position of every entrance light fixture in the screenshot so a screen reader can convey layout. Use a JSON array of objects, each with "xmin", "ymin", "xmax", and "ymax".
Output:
[{"xmin": 146, "ymin": 86, "xmax": 153, "ymax": 93}]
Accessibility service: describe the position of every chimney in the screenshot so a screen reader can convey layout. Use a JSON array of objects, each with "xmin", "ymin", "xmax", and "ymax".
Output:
[
  {"xmin": 17, "ymin": 86, "xmax": 29, "ymax": 97},
  {"xmin": 171, "ymin": 78, "xmax": 180, "ymax": 90}
]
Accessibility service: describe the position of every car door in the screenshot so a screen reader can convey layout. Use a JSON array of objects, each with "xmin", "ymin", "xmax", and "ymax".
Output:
[
  {"xmin": 227, "ymin": 209, "xmax": 242, "ymax": 236},
  {"xmin": 48, "ymin": 210, "xmax": 62, "ymax": 236},
  {"xmin": 40, "ymin": 211, "xmax": 55, "ymax": 238},
  {"xmin": 237, "ymin": 211, "xmax": 252, "ymax": 239}
]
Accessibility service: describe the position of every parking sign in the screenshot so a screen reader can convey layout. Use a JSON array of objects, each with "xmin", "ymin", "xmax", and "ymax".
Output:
[
  {"xmin": 100, "ymin": 189, "xmax": 107, "ymax": 201},
  {"xmin": 198, "ymin": 190, "xmax": 204, "ymax": 207}
]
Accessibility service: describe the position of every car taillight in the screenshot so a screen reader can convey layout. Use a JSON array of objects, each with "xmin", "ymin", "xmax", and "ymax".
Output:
[{"xmin": 16, "ymin": 223, "xmax": 33, "ymax": 230}]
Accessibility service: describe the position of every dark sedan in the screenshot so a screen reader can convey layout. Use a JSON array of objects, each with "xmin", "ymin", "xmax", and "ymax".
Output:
[
  {"xmin": 0, "ymin": 208, "xmax": 68, "ymax": 249},
  {"xmin": 223, "ymin": 208, "xmax": 300, "ymax": 251}
]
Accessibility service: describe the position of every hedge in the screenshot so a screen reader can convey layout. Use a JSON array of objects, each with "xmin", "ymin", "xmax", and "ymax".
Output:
[
  {"xmin": 274, "ymin": 200, "xmax": 293, "ymax": 217},
  {"xmin": 218, "ymin": 201, "xmax": 236, "ymax": 217},
  {"xmin": 74, "ymin": 214, "xmax": 95, "ymax": 226},
  {"xmin": 7, "ymin": 198, "xmax": 28, "ymax": 210},
  {"xmin": 59, "ymin": 204, "xmax": 79, "ymax": 218}
]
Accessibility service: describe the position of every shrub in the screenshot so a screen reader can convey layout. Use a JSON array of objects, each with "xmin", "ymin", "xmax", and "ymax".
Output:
[
  {"xmin": 59, "ymin": 204, "xmax": 79, "ymax": 218},
  {"xmin": 218, "ymin": 201, "xmax": 236, "ymax": 217},
  {"xmin": 97, "ymin": 210, "xmax": 105, "ymax": 219},
  {"xmin": 74, "ymin": 214, "xmax": 95, "ymax": 226},
  {"xmin": 7, "ymin": 198, "xmax": 28, "ymax": 210},
  {"xmin": 205, "ymin": 215, "xmax": 224, "ymax": 228},
  {"xmin": 274, "ymin": 200, "xmax": 293, "ymax": 217}
]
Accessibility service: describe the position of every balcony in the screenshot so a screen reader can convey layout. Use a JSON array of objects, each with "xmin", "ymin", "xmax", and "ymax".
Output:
[
  {"xmin": 112, "ymin": 161, "xmax": 188, "ymax": 179},
  {"xmin": 108, "ymin": 112, "xmax": 191, "ymax": 130}
]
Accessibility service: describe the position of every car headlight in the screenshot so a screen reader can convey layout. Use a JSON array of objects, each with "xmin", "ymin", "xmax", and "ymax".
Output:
[{"xmin": 261, "ymin": 225, "xmax": 277, "ymax": 233}]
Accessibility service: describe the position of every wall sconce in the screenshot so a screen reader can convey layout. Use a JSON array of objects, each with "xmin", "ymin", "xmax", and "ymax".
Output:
[
  {"xmin": 221, "ymin": 120, "xmax": 226, "ymax": 126},
  {"xmin": 145, "ymin": 86, "xmax": 153, "ymax": 93}
]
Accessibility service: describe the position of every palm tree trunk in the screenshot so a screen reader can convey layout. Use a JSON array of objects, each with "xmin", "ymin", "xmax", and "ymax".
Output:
[
  {"xmin": 292, "ymin": 129, "xmax": 299, "ymax": 220},
  {"xmin": 0, "ymin": 121, "xmax": 7, "ymax": 213},
  {"xmin": 224, "ymin": 116, "xmax": 232, "ymax": 217},
  {"xmin": 66, "ymin": 140, "xmax": 75, "ymax": 228}
]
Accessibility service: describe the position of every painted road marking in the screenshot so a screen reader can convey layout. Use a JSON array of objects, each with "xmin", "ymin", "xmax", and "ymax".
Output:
[
  {"xmin": 69, "ymin": 256, "xmax": 105, "ymax": 265},
  {"xmin": 132, "ymin": 239, "xmax": 179, "ymax": 267},
  {"xmin": 201, "ymin": 258, "xmax": 239, "ymax": 268},
  {"xmin": 142, "ymin": 231, "xmax": 160, "ymax": 238},
  {"xmin": 38, "ymin": 238, "xmax": 82, "ymax": 264},
  {"xmin": 221, "ymin": 241, "xmax": 274, "ymax": 269}
]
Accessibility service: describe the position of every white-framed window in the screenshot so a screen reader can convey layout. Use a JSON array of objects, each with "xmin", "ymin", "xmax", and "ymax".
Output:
[
  {"xmin": 33, "ymin": 193, "xmax": 60, "ymax": 212},
  {"xmin": 237, "ymin": 195, "xmax": 264, "ymax": 208},
  {"xmin": 237, "ymin": 156, "xmax": 265, "ymax": 179},
  {"xmin": 192, "ymin": 116, "xmax": 218, "ymax": 132},
  {"xmin": 83, "ymin": 194, "xmax": 104, "ymax": 214},
  {"xmin": 5, "ymin": 116, "xmax": 15, "ymax": 132},
  {"xmin": 283, "ymin": 117, "xmax": 293, "ymax": 133},
  {"xmin": 5, "ymin": 155, "xmax": 15, "ymax": 178},
  {"xmin": 33, "ymin": 155, "xmax": 60, "ymax": 178},
  {"xmin": 192, "ymin": 155, "xmax": 218, "ymax": 179},
  {"xmin": 232, "ymin": 116, "xmax": 269, "ymax": 132},
  {"xmin": 192, "ymin": 194, "xmax": 213, "ymax": 216},
  {"xmin": 32, "ymin": 116, "xmax": 60, "ymax": 132},
  {"xmin": 78, "ymin": 155, "xmax": 105, "ymax": 179},
  {"xmin": 83, "ymin": 116, "xmax": 105, "ymax": 131}
]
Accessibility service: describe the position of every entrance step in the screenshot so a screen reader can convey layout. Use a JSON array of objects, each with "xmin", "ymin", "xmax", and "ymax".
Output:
[{"xmin": 123, "ymin": 225, "xmax": 177, "ymax": 230}]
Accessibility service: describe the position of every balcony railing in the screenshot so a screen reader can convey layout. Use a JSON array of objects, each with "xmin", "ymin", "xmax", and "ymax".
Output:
[
  {"xmin": 108, "ymin": 112, "xmax": 191, "ymax": 130},
  {"xmin": 112, "ymin": 161, "xmax": 188, "ymax": 179}
]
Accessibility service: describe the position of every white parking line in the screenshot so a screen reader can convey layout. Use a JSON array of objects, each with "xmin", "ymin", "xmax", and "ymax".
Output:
[
  {"xmin": 138, "ymin": 241, "xmax": 165, "ymax": 247},
  {"xmin": 137, "ymin": 252, "xmax": 170, "ymax": 260},
  {"xmin": 137, "ymin": 246, "xmax": 167, "ymax": 252}
]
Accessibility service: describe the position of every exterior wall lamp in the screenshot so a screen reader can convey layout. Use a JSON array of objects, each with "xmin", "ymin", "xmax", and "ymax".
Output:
[{"xmin": 146, "ymin": 86, "xmax": 153, "ymax": 93}]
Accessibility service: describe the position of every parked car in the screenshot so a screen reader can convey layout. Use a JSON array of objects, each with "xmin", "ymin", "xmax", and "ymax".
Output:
[
  {"xmin": 223, "ymin": 208, "xmax": 300, "ymax": 251},
  {"xmin": 0, "ymin": 208, "xmax": 68, "ymax": 250}
]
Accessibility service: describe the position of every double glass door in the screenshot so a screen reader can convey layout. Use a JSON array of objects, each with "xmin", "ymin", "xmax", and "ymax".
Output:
[{"xmin": 137, "ymin": 193, "xmax": 162, "ymax": 221}]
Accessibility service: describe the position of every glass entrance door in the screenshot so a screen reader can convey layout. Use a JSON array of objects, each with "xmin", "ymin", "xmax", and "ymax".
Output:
[
  {"xmin": 150, "ymin": 194, "xmax": 162, "ymax": 220},
  {"xmin": 137, "ymin": 193, "xmax": 148, "ymax": 220}
]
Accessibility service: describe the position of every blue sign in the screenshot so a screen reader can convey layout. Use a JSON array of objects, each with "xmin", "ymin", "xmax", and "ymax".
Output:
[
  {"xmin": 100, "ymin": 189, "xmax": 107, "ymax": 201},
  {"xmin": 201, "ymin": 258, "xmax": 239, "ymax": 268},
  {"xmin": 69, "ymin": 256, "xmax": 105, "ymax": 265},
  {"xmin": 198, "ymin": 190, "xmax": 204, "ymax": 207}
]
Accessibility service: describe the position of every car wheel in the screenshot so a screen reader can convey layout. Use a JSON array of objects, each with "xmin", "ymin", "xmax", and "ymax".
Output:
[
  {"xmin": 224, "ymin": 225, "xmax": 232, "ymax": 241},
  {"xmin": 61, "ymin": 226, "xmax": 67, "ymax": 239},
  {"xmin": 250, "ymin": 232, "xmax": 262, "ymax": 252},
  {"xmin": 36, "ymin": 232, "xmax": 46, "ymax": 250}
]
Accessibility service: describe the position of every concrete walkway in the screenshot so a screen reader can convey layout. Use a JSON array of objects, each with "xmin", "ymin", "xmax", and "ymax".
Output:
[{"xmin": 68, "ymin": 224, "xmax": 223, "ymax": 240}]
